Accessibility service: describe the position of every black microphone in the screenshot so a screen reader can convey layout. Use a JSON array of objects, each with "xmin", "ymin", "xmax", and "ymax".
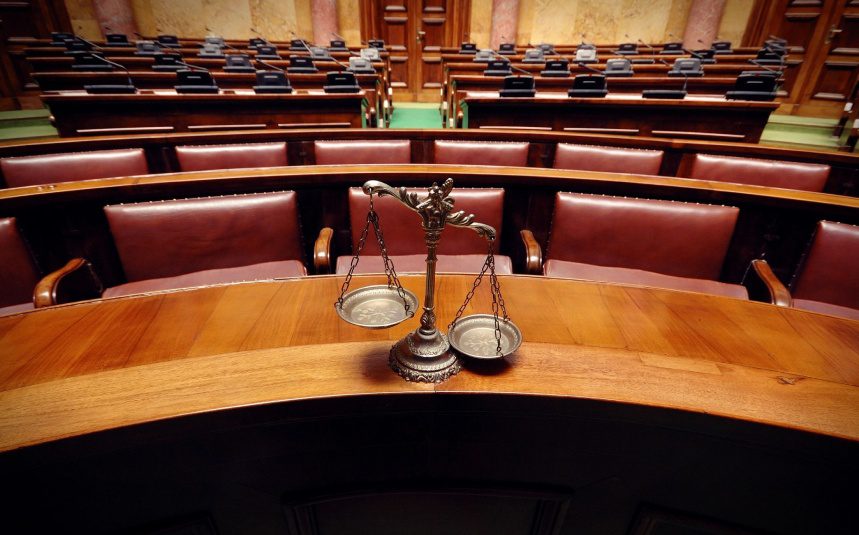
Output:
[
  {"xmin": 683, "ymin": 48, "xmax": 705, "ymax": 60},
  {"xmin": 637, "ymin": 38, "xmax": 654, "ymax": 54},
  {"xmin": 331, "ymin": 32, "xmax": 362, "ymax": 57},
  {"xmin": 83, "ymin": 53, "xmax": 137, "ymax": 93},
  {"xmin": 74, "ymin": 35, "xmax": 102, "ymax": 51},
  {"xmin": 577, "ymin": 61, "xmax": 603, "ymax": 75},
  {"xmin": 750, "ymin": 59, "xmax": 784, "ymax": 76},
  {"xmin": 489, "ymin": 49, "xmax": 532, "ymax": 77},
  {"xmin": 254, "ymin": 56, "xmax": 284, "ymax": 72},
  {"xmin": 175, "ymin": 59, "xmax": 209, "ymax": 72},
  {"xmin": 291, "ymin": 31, "xmax": 350, "ymax": 71},
  {"xmin": 642, "ymin": 59, "xmax": 687, "ymax": 99}
]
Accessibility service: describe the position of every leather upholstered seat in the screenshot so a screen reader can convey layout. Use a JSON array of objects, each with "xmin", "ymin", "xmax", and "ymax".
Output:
[
  {"xmin": 542, "ymin": 192, "xmax": 746, "ymax": 299},
  {"xmin": 176, "ymin": 142, "xmax": 288, "ymax": 171},
  {"xmin": 553, "ymin": 143, "xmax": 664, "ymax": 175},
  {"xmin": 314, "ymin": 140, "xmax": 411, "ymax": 165},
  {"xmin": 790, "ymin": 221, "xmax": 859, "ymax": 320},
  {"xmin": 1, "ymin": 149, "xmax": 149, "ymax": 188},
  {"xmin": 103, "ymin": 191, "xmax": 307, "ymax": 297},
  {"xmin": 0, "ymin": 217, "xmax": 40, "ymax": 315},
  {"xmin": 687, "ymin": 154, "xmax": 830, "ymax": 192},
  {"xmin": 433, "ymin": 140, "xmax": 529, "ymax": 166},
  {"xmin": 335, "ymin": 187, "xmax": 512, "ymax": 275}
]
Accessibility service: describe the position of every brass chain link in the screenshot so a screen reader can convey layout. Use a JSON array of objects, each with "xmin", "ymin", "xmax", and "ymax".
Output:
[
  {"xmin": 335, "ymin": 195, "xmax": 412, "ymax": 317},
  {"xmin": 448, "ymin": 238, "xmax": 507, "ymax": 355}
]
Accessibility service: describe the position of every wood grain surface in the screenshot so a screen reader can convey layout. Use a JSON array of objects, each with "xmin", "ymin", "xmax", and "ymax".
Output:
[{"xmin": 1, "ymin": 274, "xmax": 858, "ymax": 452}]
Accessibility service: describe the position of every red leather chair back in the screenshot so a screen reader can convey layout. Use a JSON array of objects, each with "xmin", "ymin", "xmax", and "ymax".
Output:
[
  {"xmin": 1, "ymin": 149, "xmax": 149, "ymax": 188},
  {"xmin": 176, "ymin": 142, "xmax": 288, "ymax": 171},
  {"xmin": 688, "ymin": 154, "xmax": 830, "ymax": 192},
  {"xmin": 792, "ymin": 221, "xmax": 859, "ymax": 310},
  {"xmin": 547, "ymin": 192, "xmax": 739, "ymax": 280},
  {"xmin": 105, "ymin": 191, "xmax": 304, "ymax": 282},
  {"xmin": 0, "ymin": 217, "xmax": 39, "ymax": 307},
  {"xmin": 314, "ymin": 140, "xmax": 411, "ymax": 165},
  {"xmin": 433, "ymin": 141, "xmax": 529, "ymax": 166},
  {"xmin": 348, "ymin": 188, "xmax": 504, "ymax": 256},
  {"xmin": 553, "ymin": 144, "xmax": 664, "ymax": 175}
]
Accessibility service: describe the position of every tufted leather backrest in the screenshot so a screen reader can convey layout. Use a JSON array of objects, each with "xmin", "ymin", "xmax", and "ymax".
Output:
[
  {"xmin": 792, "ymin": 221, "xmax": 859, "ymax": 310},
  {"xmin": 348, "ymin": 187, "xmax": 504, "ymax": 256},
  {"xmin": 314, "ymin": 140, "xmax": 411, "ymax": 165},
  {"xmin": 1, "ymin": 149, "xmax": 149, "ymax": 188},
  {"xmin": 553, "ymin": 144, "xmax": 664, "ymax": 175},
  {"xmin": 176, "ymin": 142, "xmax": 288, "ymax": 171},
  {"xmin": 433, "ymin": 140, "xmax": 529, "ymax": 166},
  {"xmin": 547, "ymin": 192, "xmax": 739, "ymax": 280},
  {"xmin": 0, "ymin": 217, "xmax": 39, "ymax": 307},
  {"xmin": 105, "ymin": 191, "xmax": 304, "ymax": 282},
  {"xmin": 688, "ymin": 154, "xmax": 830, "ymax": 192}
]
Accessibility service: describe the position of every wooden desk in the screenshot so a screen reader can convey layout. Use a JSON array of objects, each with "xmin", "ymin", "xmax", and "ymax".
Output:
[
  {"xmin": 41, "ymin": 90, "xmax": 368, "ymax": 136},
  {"xmin": 0, "ymin": 276, "xmax": 857, "ymax": 533},
  {"xmin": 1, "ymin": 274, "xmax": 857, "ymax": 450},
  {"xmin": 460, "ymin": 92, "xmax": 779, "ymax": 142}
]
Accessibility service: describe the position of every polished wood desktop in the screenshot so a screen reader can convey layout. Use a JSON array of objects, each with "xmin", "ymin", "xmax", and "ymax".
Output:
[
  {"xmin": 1, "ymin": 274, "xmax": 858, "ymax": 452},
  {"xmin": 41, "ymin": 90, "xmax": 369, "ymax": 136},
  {"xmin": 460, "ymin": 92, "xmax": 779, "ymax": 141}
]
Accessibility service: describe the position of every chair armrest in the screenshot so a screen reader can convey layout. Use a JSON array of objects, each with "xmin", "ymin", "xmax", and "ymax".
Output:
[
  {"xmin": 749, "ymin": 259, "xmax": 792, "ymax": 307},
  {"xmin": 34, "ymin": 258, "xmax": 103, "ymax": 308},
  {"xmin": 314, "ymin": 227, "xmax": 334, "ymax": 274},
  {"xmin": 520, "ymin": 230, "xmax": 543, "ymax": 275}
]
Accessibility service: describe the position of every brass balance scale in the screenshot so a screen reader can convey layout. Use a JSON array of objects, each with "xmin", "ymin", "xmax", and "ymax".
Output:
[{"xmin": 335, "ymin": 179, "xmax": 522, "ymax": 383}]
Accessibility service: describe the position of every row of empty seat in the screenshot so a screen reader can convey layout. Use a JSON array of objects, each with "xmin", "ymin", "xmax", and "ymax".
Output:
[
  {"xmin": 3, "ymin": 189, "xmax": 857, "ymax": 321},
  {"xmin": 0, "ymin": 141, "xmax": 832, "ymax": 192}
]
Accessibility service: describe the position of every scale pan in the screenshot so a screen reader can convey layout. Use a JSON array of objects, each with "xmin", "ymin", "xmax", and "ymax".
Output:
[
  {"xmin": 449, "ymin": 314, "xmax": 522, "ymax": 359},
  {"xmin": 336, "ymin": 285, "xmax": 418, "ymax": 329}
]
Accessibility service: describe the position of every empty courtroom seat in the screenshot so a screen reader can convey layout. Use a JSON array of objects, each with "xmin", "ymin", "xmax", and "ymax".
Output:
[
  {"xmin": 539, "ymin": 192, "xmax": 746, "ymax": 299},
  {"xmin": 688, "ymin": 154, "xmax": 830, "ymax": 192},
  {"xmin": 103, "ymin": 191, "xmax": 307, "ymax": 297},
  {"xmin": 790, "ymin": 221, "xmax": 859, "ymax": 320},
  {"xmin": 0, "ymin": 217, "xmax": 40, "ymax": 315},
  {"xmin": 314, "ymin": 140, "xmax": 411, "ymax": 165},
  {"xmin": 1, "ymin": 148, "xmax": 149, "ymax": 188},
  {"xmin": 335, "ymin": 187, "xmax": 512, "ymax": 275},
  {"xmin": 553, "ymin": 144, "xmax": 664, "ymax": 175},
  {"xmin": 433, "ymin": 140, "xmax": 529, "ymax": 166},
  {"xmin": 176, "ymin": 142, "xmax": 288, "ymax": 171}
]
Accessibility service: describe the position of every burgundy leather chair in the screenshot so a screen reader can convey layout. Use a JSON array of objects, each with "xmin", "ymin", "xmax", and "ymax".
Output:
[
  {"xmin": 553, "ymin": 143, "xmax": 664, "ymax": 175},
  {"xmin": 176, "ymin": 142, "xmax": 288, "ymax": 171},
  {"xmin": 314, "ymin": 140, "xmax": 411, "ymax": 165},
  {"xmin": 0, "ymin": 217, "xmax": 40, "ymax": 315},
  {"xmin": 790, "ymin": 221, "xmax": 859, "ymax": 320},
  {"xmin": 433, "ymin": 140, "xmax": 529, "ymax": 166},
  {"xmin": 528, "ymin": 192, "xmax": 747, "ymax": 299},
  {"xmin": 0, "ymin": 149, "xmax": 149, "ymax": 188},
  {"xmin": 334, "ymin": 187, "xmax": 512, "ymax": 275},
  {"xmin": 687, "ymin": 154, "xmax": 830, "ymax": 192},
  {"xmin": 102, "ymin": 191, "xmax": 308, "ymax": 297}
]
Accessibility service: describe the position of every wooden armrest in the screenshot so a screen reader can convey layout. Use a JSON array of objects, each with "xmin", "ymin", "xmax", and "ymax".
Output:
[
  {"xmin": 314, "ymin": 227, "xmax": 334, "ymax": 274},
  {"xmin": 520, "ymin": 230, "xmax": 543, "ymax": 275},
  {"xmin": 750, "ymin": 259, "xmax": 792, "ymax": 307},
  {"xmin": 34, "ymin": 258, "xmax": 102, "ymax": 308}
]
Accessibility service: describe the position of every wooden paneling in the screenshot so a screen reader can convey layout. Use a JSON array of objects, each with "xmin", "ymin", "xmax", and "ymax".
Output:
[{"xmin": 812, "ymin": 60, "xmax": 859, "ymax": 98}]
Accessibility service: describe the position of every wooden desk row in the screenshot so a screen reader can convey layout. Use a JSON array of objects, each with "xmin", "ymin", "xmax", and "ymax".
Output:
[
  {"xmin": 41, "ymin": 91, "xmax": 370, "ymax": 137},
  {"xmin": 458, "ymin": 92, "xmax": 779, "ymax": 142}
]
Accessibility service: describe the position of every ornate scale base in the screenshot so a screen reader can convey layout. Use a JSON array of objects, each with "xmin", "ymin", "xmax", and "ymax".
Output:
[{"xmin": 388, "ymin": 330, "xmax": 462, "ymax": 383}]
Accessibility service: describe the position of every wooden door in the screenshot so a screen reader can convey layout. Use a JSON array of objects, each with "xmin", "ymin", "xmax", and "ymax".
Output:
[
  {"xmin": 362, "ymin": 0, "xmax": 471, "ymax": 101},
  {"xmin": 746, "ymin": 0, "xmax": 859, "ymax": 117},
  {"xmin": 0, "ymin": 0, "xmax": 72, "ymax": 109}
]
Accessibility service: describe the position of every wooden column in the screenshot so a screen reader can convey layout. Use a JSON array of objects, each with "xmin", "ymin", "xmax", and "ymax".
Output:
[
  {"xmin": 683, "ymin": 0, "xmax": 726, "ymax": 48},
  {"xmin": 92, "ymin": 0, "xmax": 137, "ymax": 37},
  {"xmin": 311, "ymin": 0, "xmax": 339, "ymax": 45},
  {"xmin": 489, "ymin": 0, "xmax": 518, "ymax": 49}
]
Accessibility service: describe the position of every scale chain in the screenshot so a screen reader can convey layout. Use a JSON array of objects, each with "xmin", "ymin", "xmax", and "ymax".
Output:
[
  {"xmin": 335, "ymin": 203, "xmax": 373, "ymax": 308},
  {"xmin": 370, "ymin": 207, "xmax": 412, "ymax": 316},
  {"xmin": 448, "ymin": 239, "xmax": 506, "ymax": 356}
]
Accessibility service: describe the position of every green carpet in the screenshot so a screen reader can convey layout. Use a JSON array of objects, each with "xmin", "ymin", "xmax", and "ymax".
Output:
[{"xmin": 388, "ymin": 103, "xmax": 443, "ymax": 129}]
